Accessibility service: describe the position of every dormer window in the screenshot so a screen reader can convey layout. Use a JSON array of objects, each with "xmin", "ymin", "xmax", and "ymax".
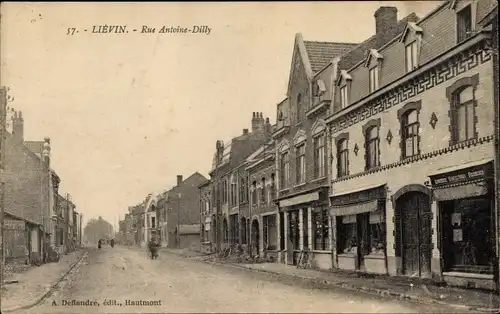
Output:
[
  {"xmin": 369, "ymin": 67, "xmax": 379, "ymax": 92},
  {"xmin": 405, "ymin": 41, "xmax": 419, "ymax": 72},
  {"xmin": 340, "ymin": 86, "xmax": 348, "ymax": 108},
  {"xmin": 457, "ymin": 5, "xmax": 472, "ymax": 43}
]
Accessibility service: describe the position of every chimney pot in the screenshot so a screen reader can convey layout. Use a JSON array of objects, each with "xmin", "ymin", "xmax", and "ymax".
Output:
[
  {"xmin": 177, "ymin": 175, "xmax": 183, "ymax": 186},
  {"xmin": 253, "ymin": 112, "xmax": 256, "ymax": 118}
]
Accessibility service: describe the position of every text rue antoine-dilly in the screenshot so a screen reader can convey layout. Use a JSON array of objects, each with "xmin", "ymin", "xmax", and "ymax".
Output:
[{"xmin": 92, "ymin": 25, "xmax": 212, "ymax": 35}]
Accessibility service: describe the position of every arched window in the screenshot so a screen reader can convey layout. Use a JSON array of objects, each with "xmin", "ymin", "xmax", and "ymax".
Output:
[
  {"xmin": 252, "ymin": 181, "xmax": 257, "ymax": 206},
  {"xmin": 337, "ymin": 139, "xmax": 349, "ymax": 177},
  {"xmin": 365, "ymin": 126, "xmax": 379, "ymax": 169},
  {"xmin": 453, "ymin": 86, "xmax": 475, "ymax": 142},
  {"xmin": 261, "ymin": 177, "xmax": 266, "ymax": 204},
  {"xmin": 401, "ymin": 109, "xmax": 419, "ymax": 158}
]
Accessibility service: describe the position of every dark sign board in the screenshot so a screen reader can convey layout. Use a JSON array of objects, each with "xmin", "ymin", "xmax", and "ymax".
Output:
[{"xmin": 430, "ymin": 162, "xmax": 492, "ymax": 187}]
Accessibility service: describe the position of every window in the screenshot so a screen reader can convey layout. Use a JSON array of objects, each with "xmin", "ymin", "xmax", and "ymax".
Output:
[
  {"xmin": 457, "ymin": 5, "xmax": 472, "ymax": 43},
  {"xmin": 151, "ymin": 217, "xmax": 155, "ymax": 229},
  {"xmin": 296, "ymin": 93, "xmax": 302, "ymax": 122},
  {"xmin": 369, "ymin": 67, "xmax": 379, "ymax": 92},
  {"xmin": 402, "ymin": 109, "xmax": 419, "ymax": 158},
  {"xmin": 260, "ymin": 177, "xmax": 266, "ymax": 204},
  {"xmin": 251, "ymin": 181, "xmax": 257, "ymax": 206},
  {"xmin": 365, "ymin": 126, "xmax": 379, "ymax": 170},
  {"xmin": 340, "ymin": 86, "xmax": 348, "ymax": 108},
  {"xmin": 279, "ymin": 212, "xmax": 285, "ymax": 250},
  {"xmin": 337, "ymin": 215, "xmax": 357, "ymax": 254},
  {"xmin": 263, "ymin": 215, "xmax": 277, "ymax": 250},
  {"xmin": 281, "ymin": 152, "xmax": 290, "ymax": 189},
  {"xmin": 453, "ymin": 86, "xmax": 475, "ymax": 142},
  {"xmin": 313, "ymin": 208, "xmax": 329, "ymax": 250},
  {"xmin": 296, "ymin": 144, "xmax": 306, "ymax": 184},
  {"xmin": 231, "ymin": 180, "xmax": 237, "ymax": 206},
  {"xmin": 241, "ymin": 217, "xmax": 247, "ymax": 244},
  {"xmin": 442, "ymin": 197, "xmax": 493, "ymax": 273},
  {"xmin": 270, "ymin": 174, "xmax": 276, "ymax": 201},
  {"xmin": 405, "ymin": 41, "xmax": 418, "ymax": 72},
  {"xmin": 369, "ymin": 210, "xmax": 385, "ymax": 255},
  {"xmin": 313, "ymin": 135, "xmax": 325, "ymax": 178},
  {"xmin": 337, "ymin": 139, "xmax": 349, "ymax": 177}
]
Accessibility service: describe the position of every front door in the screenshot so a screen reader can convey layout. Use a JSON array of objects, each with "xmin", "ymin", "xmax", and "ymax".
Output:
[{"xmin": 399, "ymin": 192, "xmax": 432, "ymax": 278}]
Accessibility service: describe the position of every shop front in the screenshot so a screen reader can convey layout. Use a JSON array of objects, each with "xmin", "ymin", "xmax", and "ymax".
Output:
[
  {"xmin": 277, "ymin": 187, "xmax": 329, "ymax": 267},
  {"xmin": 330, "ymin": 184, "xmax": 387, "ymax": 274},
  {"xmin": 429, "ymin": 159, "xmax": 496, "ymax": 290}
]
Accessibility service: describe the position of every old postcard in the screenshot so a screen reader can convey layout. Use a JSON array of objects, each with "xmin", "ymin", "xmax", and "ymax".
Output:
[{"xmin": 1, "ymin": 1, "xmax": 499, "ymax": 313}]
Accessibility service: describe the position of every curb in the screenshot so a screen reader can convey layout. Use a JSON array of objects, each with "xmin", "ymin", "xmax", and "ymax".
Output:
[
  {"xmin": 168, "ymin": 251, "xmax": 499, "ymax": 313},
  {"xmin": 2, "ymin": 250, "xmax": 89, "ymax": 313}
]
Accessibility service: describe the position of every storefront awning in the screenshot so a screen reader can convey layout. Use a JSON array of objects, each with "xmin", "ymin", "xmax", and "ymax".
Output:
[
  {"xmin": 279, "ymin": 191, "xmax": 319, "ymax": 208},
  {"xmin": 329, "ymin": 199, "xmax": 378, "ymax": 217},
  {"xmin": 433, "ymin": 181, "xmax": 488, "ymax": 201}
]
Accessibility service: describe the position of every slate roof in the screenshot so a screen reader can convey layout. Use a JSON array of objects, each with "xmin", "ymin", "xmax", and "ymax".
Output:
[
  {"xmin": 477, "ymin": 0, "xmax": 498, "ymax": 24},
  {"xmin": 338, "ymin": 12, "xmax": 420, "ymax": 72},
  {"xmin": 303, "ymin": 41, "xmax": 359, "ymax": 73}
]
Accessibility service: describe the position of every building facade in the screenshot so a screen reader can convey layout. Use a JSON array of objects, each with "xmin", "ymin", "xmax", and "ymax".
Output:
[
  {"xmin": 272, "ymin": 34, "xmax": 359, "ymax": 269},
  {"xmin": 326, "ymin": 1, "xmax": 496, "ymax": 290},
  {"xmin": 199, "ymin": 179, "xmax": 212, "ymax": 253}
]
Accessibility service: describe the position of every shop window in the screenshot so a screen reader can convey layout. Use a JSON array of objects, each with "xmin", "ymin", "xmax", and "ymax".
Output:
[
  {"xmin": 369, "ymin": 210, "xmax": 385, "ymax": 255},
  {"xmin": 289, "ymin": 211, "xmax": 300, "ymax": 250},
  {"xmin": 313, "ymin": 208, "xmax": 329, "ymax": 250},
  {"xmin": 302, "ymin": 209, "xmax": 309, "ymax": 249},
  {"xmin": 263, "ymin": 215, "xmax": 277, "ymax": 250},
  {"xmin": 441, "ymin": 197, "xmax": 493, "ymax": 273},
  {"xmin": 337, "ymin": 215, "xmax": 357, "ymax": 254}
]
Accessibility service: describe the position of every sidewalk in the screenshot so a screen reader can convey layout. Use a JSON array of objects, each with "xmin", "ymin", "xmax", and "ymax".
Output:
[{"xmin": 1, "ymin": 249, "xmax": 87, "ymax": 312}]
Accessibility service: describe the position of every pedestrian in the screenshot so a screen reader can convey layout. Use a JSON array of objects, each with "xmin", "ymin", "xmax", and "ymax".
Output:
[
  {"xmin": 98, "ymin": 239, "xmax": 102, "ymax": 250},
  {"xmin": 148, "ymin": 237, "xmax": 159, "ymax": 259},
  {"xmin": 110, "ymin": 238, "xmax": 115, "ymax": 248}
]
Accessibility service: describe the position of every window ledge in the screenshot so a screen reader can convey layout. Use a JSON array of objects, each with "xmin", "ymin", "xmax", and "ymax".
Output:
[
  {"xmin": 364, "ymin": 253, "xmax": 385, "ymax": 260},
  {"xmin": 312, "ymin": 249, "xmax": 331, "ymax": 254},
  {"xmin": 338, "ymin": 253, "xmax": 357, "ymax": 258},
  {"xmin": 279, "ymin": 188, "xmax": 290, "ymax": 193},
  {"xmin": 311, "ymin": 176, "xmax": 327, "ymax": 184},
  {"xmin": 294, "ymin": 182, "xmax": 307, "ymax": 188}
]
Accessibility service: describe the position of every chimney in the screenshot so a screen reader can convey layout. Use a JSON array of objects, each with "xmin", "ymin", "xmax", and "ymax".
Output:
[
  {"xmin": 251, "ymin": 112, "xmax": 258, "ymax": 132},
  {"xmin": 11, "ymin": 111, "xmax": 24, "ymax": 142},
  {"xmin": 42, "ymin": 137, "xmax": 51, "ymax": 167},
  {"xmin": 265, "ymin": 117, "xmax": 271, "ymax": 133},
  {"xmin": 177, "ymin": 175, "xmax": 183, "ymax": 187},
  {"xmin": 242, "ymin": 128, "xmax": 249, "ymax": 135},
  {"xmin": 374, "ymin": 6, "xmax": 398, "ymax": 48}
]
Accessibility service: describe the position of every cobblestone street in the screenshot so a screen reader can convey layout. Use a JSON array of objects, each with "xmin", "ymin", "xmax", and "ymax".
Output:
[{"xmin": 9, "ymin": 246, "xmax": 470, "ymax": 313}]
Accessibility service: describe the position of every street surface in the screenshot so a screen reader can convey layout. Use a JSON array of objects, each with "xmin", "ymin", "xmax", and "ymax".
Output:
[{"xmin": 19, "ymin": 246, "xmax": 466, "ymax": 313}]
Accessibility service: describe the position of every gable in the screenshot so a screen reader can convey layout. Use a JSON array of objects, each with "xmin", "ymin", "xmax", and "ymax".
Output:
[
  {"xmin": 287, "ymin": 33, "xmax": 314, "ymax": 95},
  {"xmin": 364, "ymin": 49, "xmax": 383, "ymax": 68},
  {"xmin": 293, "ymin": 129, "xmax": 307, "ymax": 145},
  {"xmin": 399, "ymin": 22, "xmax": 423, "ymax": 43}
]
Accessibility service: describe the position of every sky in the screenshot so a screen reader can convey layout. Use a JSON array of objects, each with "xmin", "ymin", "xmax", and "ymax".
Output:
[{"xmin": 1, "ymin": 1, "xmax": 442, "ymax": 230}]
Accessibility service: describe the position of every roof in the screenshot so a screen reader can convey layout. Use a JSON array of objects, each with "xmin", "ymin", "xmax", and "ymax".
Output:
[
  {"xmin": 477, "ymin": 0, "xmax": 498, "ymax": 25},
  {"xmin": 178, "ymin": 224, "xmax": 201, "ymax": 235},
  {"xmin": 303, "ymin": 41, "xmax": 359, "ymax": 73},
  {"xmin": 338, "ymin": 13, "xmax": 420, "ymax": 72}
]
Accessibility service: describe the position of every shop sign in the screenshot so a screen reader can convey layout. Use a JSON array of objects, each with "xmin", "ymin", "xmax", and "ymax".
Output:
[{"xmin": 431, "ymin": 163, "xmax": 491, "ymax": 187}]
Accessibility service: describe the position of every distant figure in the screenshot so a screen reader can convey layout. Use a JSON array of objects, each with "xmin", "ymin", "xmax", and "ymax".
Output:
[
  {"xmin": 98, "ymin": 239, "xmax": 102, "ymax": 250},
  {"xmin": 148, "ymin": 237, "xmax": 159, "ymax": 259},
  {"xmin": 110, "ymin": 238, "xmax": 115, "ymax": 248}
]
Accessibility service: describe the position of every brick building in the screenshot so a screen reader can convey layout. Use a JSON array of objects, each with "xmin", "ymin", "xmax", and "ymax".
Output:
[
  {"xmin": 3, "ymin": 111, "xmax": 60, "ymax": 265},
  {"xmin": 325, "ymin": 1, "xmax": 496, "ymax": 290},
  {"xmin": 246, "ymin": 139, "xmax": 277, "ymax": 259},
  {"xmin": 208, "ymin": 113, "xmax": 273, "ymax": 252},
  {"xmin": 164, "ymin": 173, "xmax": 207, "ymax": 249},
  {"xmin": 272, "ymin": 34, "xmax": 359, "ymax": 269}
]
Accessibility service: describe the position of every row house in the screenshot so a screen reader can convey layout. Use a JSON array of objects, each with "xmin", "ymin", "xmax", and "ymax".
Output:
[
  {"xmin": 3, "ymin": 109, "xmax": 61, "ymax": 265},
  {"xmin": 272, "ymin": 35, "xmax": 360, "ymax": 268},
  {"xmin": 325, "ymin": 1, "xmax": 497, "ymax": 290},
  {"xmin": 199, "ymin": 179, "xmax": 212, "ymax": 252},
  {"xmin": 206, "ymin": 113, "xmax": 273, "ymax": 252},
  {"xmin": 246, "ymin": 139, "xmax": 277, "ymax": 259}
]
